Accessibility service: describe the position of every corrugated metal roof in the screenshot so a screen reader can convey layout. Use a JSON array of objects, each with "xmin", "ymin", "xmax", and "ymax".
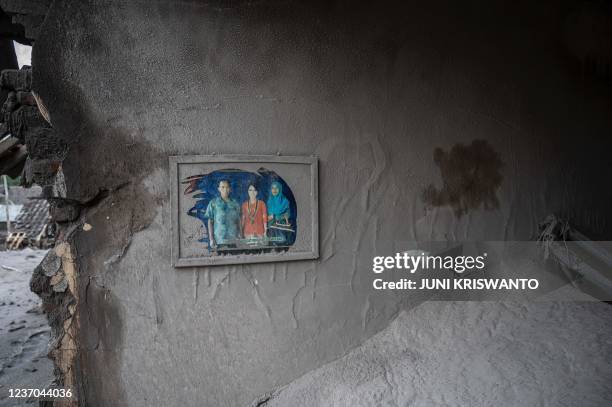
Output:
[
  {"xmin": 0, "ymin": 186, "xmax": 43, "ymax": 205},
  {"xmin": 13, "ymin": 199, "xmax": 50, "ymax": 238}
]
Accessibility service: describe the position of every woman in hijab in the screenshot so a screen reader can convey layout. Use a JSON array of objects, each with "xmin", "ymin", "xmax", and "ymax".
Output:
[{"xmin": 266, "ymin": 181, "xmax": 291, "ymax": 244}]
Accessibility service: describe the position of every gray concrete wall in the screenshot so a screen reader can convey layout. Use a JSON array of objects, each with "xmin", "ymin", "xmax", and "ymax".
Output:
[{"xmin": 30, "ymin": 1, "xmax": 612, "ymax": 405}]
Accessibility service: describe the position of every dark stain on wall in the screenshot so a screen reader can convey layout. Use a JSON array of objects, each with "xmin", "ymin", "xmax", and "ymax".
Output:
[
  {"xmin": 422, "ymin": 139, "xmax": 503, "ymax": 217},
  {"xmin": 78, "ymin": 286, "xmax": 126, "ymax": 407}
]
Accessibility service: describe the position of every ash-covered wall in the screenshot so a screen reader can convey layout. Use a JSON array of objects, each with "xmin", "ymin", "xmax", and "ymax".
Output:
[{"xmin": 25, "ymin": 0, "xmax": 612, "ymax": 406}]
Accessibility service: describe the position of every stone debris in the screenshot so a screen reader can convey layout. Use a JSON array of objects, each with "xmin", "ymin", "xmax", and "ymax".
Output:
[
  {"xmin": 40, "ymin": 250, "xmax": 61, "ymax": 276},
  {"xmin": 51, "ymin": 277, "xmax": 68, "ymax": 293}
]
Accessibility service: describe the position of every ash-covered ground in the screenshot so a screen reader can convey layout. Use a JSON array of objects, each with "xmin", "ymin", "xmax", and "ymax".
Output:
[{"xmin": 0, "ymin": 249, "xmax": 53, "ymax": 406}]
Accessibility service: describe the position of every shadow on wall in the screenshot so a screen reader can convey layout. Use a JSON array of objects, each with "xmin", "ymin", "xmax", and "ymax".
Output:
[{"xmin": 422, "ymin": 139, "xmax": 503, "ymax": 217}]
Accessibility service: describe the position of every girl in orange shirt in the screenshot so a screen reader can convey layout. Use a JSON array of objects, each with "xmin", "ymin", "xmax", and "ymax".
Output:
[{"xmin": 241, "ymin": 183, "xmax": 268, "ymax": 238}]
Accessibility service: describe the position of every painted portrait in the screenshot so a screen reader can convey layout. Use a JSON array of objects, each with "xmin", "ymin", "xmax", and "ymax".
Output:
[
  {"xmin": 183, "ymin": 169, "xmax": 298, "ymax": 253},
  {"xmin": 170, "ymin": 155, "xmax": 318, "ymax": 267}
]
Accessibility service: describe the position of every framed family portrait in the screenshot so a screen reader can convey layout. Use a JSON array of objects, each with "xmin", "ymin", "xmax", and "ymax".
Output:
[{"xmin": 170, "ymin": 154, "xmax": 319, "ymax": 267}]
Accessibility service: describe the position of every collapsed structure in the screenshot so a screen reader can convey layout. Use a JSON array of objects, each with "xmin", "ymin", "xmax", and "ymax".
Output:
[
  {"xmin": 0, "ymin": 2, "xmax": 77, "ymax": 404},
  {"xmin": 7, "ymin": 197, "xmax": 54, "ymax": 249}
]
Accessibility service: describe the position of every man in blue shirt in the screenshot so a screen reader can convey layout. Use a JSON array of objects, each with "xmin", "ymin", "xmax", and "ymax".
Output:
[{"xmin": 205, "ymin": 180, "xmax": 241, "ymax": 248}]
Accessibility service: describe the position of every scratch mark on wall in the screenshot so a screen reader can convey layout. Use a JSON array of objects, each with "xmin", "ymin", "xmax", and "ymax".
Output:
[
  {"xmin": 321, "ymin": 196, "xmax": 349, "ymax": 262},
  {"xmin": 193, "ymin": 269, "xmax": 199, "ymax": 303},
  {"xmin": 152, "ymin": 273, "xmax": 163, "ymax": 325},
  {"xmin": 373, "ymin": 216, "xmax": 379, "ymax": 254},
  {"xmin": 211, "ymin": 272, "xmax": 231, "ymax": 301},
  {"xmin": 312, "ymin": 271, "xmax": 318, "ymax": 302},
  {"xmin": 350, "ymin": 137, "xmax": 389, "ymax": 293},
  {"xmin": 291, "ymin": 272, "xmax": 308, "ymax": 330},
  {"xmin": 361, "ymin": 295, "xmax": 371, "ymax": 332},
  {"xmin": 243, "ymin": 267, "xmax": 273, "ymax": 325}
]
